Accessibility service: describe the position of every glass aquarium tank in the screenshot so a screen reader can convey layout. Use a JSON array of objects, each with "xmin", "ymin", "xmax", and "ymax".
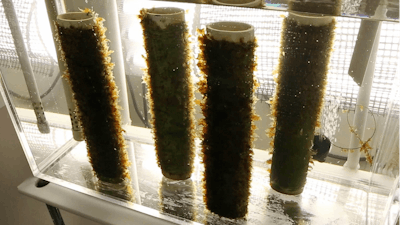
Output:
[{"xmin": 0, "ymin": 0, "xmax": 399, "ymax": 224}]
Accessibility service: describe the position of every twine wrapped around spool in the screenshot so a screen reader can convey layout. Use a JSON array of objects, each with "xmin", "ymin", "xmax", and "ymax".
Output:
[
  {"xmin": 197, "ymin": 21, "xmax": 259, "ymax": 219},
  {"xmin": 55, "ymin": 10, "xmax": 132, "ymax": 188},
  {"xmin": 268, "ymin": 12, "xmax": 336, "ymax": 195},
  {"xmin": 139, "ymin": 7, "xmax": 196, "ymax": 180}
]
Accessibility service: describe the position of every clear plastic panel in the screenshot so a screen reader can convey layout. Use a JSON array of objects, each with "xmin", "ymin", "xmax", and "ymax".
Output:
[
  {"xmin": 0, "ymin": 0, "xmax": 399, "ymax": 224},
  {"xmin": 154, "ymin": 0, "xmax": 400, "ymax": 21}
]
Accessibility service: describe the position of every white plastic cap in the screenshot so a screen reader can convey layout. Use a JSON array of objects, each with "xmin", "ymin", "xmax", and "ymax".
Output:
[
  {"xmin": 212, "ymin": 0, "xmax": 262, "ymax": 8},
  {"xmin": 146, "ymin": 7, "xmax": 185, "ymax": 30},
  {"xmin": 206, "ymin": 21, "xmax": 255, "ymax": 43}
]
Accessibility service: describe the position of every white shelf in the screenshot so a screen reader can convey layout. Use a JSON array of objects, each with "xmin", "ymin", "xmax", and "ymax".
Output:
[{"xmin": 18, "ymin": 177, "xmax": 185, "ymax": 225}]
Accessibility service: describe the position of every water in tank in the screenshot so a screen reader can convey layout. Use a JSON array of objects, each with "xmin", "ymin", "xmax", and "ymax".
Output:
[{"xmin": 0, "ymin": 0, "xmax": 399, "ymax": 224}]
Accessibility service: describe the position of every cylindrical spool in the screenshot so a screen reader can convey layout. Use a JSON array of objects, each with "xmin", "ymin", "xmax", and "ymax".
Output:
[
  {"xmin": 348, "ymin": 20, "xmax": 381, "ymax": 86},
  {"xmin": 160, "ymin": 177, "xmax": 195, "ymax": 221},
  {"xmin": 288, "ymin": 0, "xmax": 342, "ymax": 16},
  {"xmin": 206, "ymin": 21, "xmax": 255, "ymax": 43},
  {"xmin": 56, "ymin": 11, "xmax": 131, "ymax": 184},
  {"xmin": 2, "ymin": 0, "xmax": 50, "ymax": 134},
  {"xmin": 198, "ymin": 21, "xmax": 257, "ymax": 218},
  {"xmin": 57, "ymin": 12, "xmax": 95, "ymax": 28},
  {"xmin": 269, "ymin": 12, "xmax": 336, "ymax": 195},
  {"xmin": 140, "ymin": 7, "xmax": 196, "ymax": 180}
]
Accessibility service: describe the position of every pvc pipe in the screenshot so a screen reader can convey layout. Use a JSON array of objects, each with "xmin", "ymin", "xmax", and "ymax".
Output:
[
  {"xmin": 101, "ymin": 0, "xmax": 131, "ymax": 125},
  {"xmin": 141, "ymin": 7, "xmax": 196, "ymax": 180},
  {"xmin": 206, "ymin": 21, "xmax": 255, "ymax": 43},
  {"xmin": 373, "ymin": 76, "xmax": 399, "ymax": 172},
  {"xmin": 63, "ymin": 0, "xmax": 131, "ymax": 125},
  {"xmin": 288, "ymin": 12, "xmax": 333, "ymax": 26},
  {"xmin": 344, "ymin": 25, "xmax": 381, "ymax": 170},
  {"xmin": 344, "ymin": 20, "xmax": 382, "ymax": 170},
  {"xmin": 192, "ymin": 4, "xmax": 202, "ymax": 78},
  {"xmin": 110, "ymin": 1, "xmax": 134, "ymax": 125},
  {"xmin": 60, "ymin": 0, "xmax": 140, "ymax": 197},
  {"xmin": 348, "ymin": 20, "xmax": 380, "ymax": 86},
  {"xmin": 44, "ymin": 0, "xmax": 83, "ymax": 141},
  {"xmin": 56, "ymin": 11, "xmax": 134, "ymax": 185},
  {"xmin": 98, "ymin": 0, "xmax": 139, "ymax": 197},
  {"xmin": 2, "ymin": 0, "xmax": 50, "ymax": 133}
]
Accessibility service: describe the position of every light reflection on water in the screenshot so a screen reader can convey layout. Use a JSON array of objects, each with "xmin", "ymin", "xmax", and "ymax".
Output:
[{"xmin": 36, "ymin": 129, "xmax": 391, "ymax": 224}]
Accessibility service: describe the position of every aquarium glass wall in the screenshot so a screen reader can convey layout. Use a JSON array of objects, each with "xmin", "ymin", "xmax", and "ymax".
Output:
[{"xmin": 0, "ymin": 0, "xmax": 399, "ymax": 224}]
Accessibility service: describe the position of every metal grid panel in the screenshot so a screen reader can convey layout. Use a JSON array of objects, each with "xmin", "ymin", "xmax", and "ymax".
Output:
[
  {"xmin": 199, "ymin": 5, "xmax": 283, "ymax": 101},
  {"xmin": 199, "ymin": 4, "xmax": 400, "ymax": 114},
  {"xmin": 0, "ymin": 0, "xmax": 56, "ymax": 77},
  {"xmin": 1, "ymin": 1, "xmax": 398, "ymax": 114},
  {"xmin": 20, "ymin": 122, "xmax": 72, "ymax": 165}
]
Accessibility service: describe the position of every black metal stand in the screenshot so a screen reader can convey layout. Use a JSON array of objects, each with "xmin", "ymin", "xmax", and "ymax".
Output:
[
  {"xmin": 35, "ymin": 179, "xmax": 65, "ymax": 225},
  {"xmin": 46, "ymin": 204, "xmax": 65, "ymax": 225}
]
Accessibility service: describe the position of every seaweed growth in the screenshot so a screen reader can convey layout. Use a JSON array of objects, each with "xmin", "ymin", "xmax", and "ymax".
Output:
[
  {"xmin": 268, "ymin": 16, "xmax": 336, "ymax": 195},
  {"xmin": 197, "ymin": 29, "xmax": 259, "ymax": 219},
  {"xmin": 334, "ymin": 107, "xmax": 376, "ymax": 164},
  {"xmin": 139, "ymin": 9, "xmax": 196, "ymax": 180},
  {"xmin": 55, "ymin": 9, "xmax": 131, "ymax": 185}
]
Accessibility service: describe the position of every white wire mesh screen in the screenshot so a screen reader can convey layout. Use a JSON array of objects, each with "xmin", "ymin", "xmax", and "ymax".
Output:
[
  {"xmin": 199, "ymin": 5, "xmax": 282, "ymax": 100},
  {"xmin": 0, "ymin": 0, "xmax": 57, "ymax": 77},
  {"xmin": 199, "ymin": 5, "xmax": 400, "ymax": 114}
]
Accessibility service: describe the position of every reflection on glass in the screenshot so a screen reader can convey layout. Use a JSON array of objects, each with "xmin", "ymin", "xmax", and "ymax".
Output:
[
  {"xmin": 56, "ymin": 10, "xmax": 132, "ymax": 185},
  {"xmin": 96, "ymin": 179, "xmax": 135, "ymax": 202},
  {"xmin": 159, "ymin": 177, "xmax": 196, "ymax": 221},
  {"xmin": 80, "ymin": 164, "xmax": 96, "ymax": 190},
  {"xmin": 0, "ymin": 0, "xmax": 398, "ymax": 224},
  {"xmin": 266, "ymin": 193, "xmax": 312, "ymax": 224},
  {"xmin": 203, "ymin": 212, "xmax": 248, "ymax": 225}
]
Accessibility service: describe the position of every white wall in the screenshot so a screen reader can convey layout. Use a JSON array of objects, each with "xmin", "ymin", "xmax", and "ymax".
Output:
[{"xmin": 0, "ymin": 107, "xmax": 102, "ymax": 225}]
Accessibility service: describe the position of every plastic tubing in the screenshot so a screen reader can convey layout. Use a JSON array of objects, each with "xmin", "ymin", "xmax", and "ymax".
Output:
[{"xmin": 2, "ymin": 0, "xmax": 50, "ymax": 133}]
